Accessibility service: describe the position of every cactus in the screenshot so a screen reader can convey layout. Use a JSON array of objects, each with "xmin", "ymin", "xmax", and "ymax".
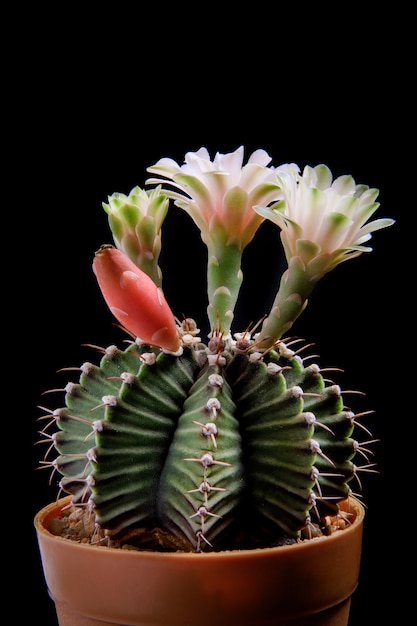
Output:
[{"xmin": 38, "ymin": 147, "xmax": 394, "ymax": 552}]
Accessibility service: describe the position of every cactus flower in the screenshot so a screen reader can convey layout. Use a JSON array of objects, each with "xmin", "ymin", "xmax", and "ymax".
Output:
[
  {"xmin": 146, "ymin": 146, "xmax": 283, "ymax": 337},
  {"xmin": 255, "ymin": 163, "xmax": 395, "ymax": 272},
  {"xmin": 146, "ymin": 145, "xmax": 281, "ymax": 249},
  {"xmin": 254, "ymin": 164, "xmax": 395, "ymax": 347},
  {"xmin": 92, "ymin": 245, "xmax": 181, "ymax": 353}
]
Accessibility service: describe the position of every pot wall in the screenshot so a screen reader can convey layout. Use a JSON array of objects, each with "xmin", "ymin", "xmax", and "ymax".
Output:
[{"xmin": 35, "ymin": 496, "xmax": 364, "ymax": 626}]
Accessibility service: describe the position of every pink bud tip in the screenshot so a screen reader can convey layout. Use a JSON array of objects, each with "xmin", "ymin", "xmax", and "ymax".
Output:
[{"xmin": 93, "ymin": 245, "xmax": 181, "ymax": 353}]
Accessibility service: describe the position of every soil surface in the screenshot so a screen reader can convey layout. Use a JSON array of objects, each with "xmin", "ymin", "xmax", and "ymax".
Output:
[{"xmin": 46, "ymin": 500, "xmax": 352, "ymax": 553}]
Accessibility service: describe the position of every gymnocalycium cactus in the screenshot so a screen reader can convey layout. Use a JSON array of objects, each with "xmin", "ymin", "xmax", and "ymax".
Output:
[{"xmin": 38, "ymin": 147, "xmax": 394, "ymax": 552}]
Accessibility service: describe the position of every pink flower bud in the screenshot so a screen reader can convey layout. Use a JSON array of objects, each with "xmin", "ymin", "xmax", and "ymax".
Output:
[{"xmin": 93, "ymin": 245, "xmax": 181, "ymax": 353}]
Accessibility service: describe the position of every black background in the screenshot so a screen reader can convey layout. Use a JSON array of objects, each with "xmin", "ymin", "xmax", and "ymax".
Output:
[{"xmin": 12, "ymin": 8, "xmax": 410, "ymax": 625}]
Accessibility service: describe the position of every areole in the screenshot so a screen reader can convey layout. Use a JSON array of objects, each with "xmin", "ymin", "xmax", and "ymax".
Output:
[{"xmin": 35, "ymin": 495, "xmax": 364, "ymax": 626}]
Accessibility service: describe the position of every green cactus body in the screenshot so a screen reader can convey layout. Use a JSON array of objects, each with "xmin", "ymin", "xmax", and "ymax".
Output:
[{"xmin": 43, "ymin": 335, "xmax": 361, "ymax": 552}]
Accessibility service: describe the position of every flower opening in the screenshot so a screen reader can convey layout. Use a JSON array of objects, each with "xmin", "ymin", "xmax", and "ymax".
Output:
[
  {"xmin": 146, "ymin": 146, "xmax": 282, "ymax": 249},
  {"xmin": 255, "ymin": 163, "xmax": 395, "ymax": 273}
]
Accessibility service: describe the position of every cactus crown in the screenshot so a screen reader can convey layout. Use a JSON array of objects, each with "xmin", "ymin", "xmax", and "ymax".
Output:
[{"xmin": 37, "ymin": 147, "xmax": 394, "ymax": 552}]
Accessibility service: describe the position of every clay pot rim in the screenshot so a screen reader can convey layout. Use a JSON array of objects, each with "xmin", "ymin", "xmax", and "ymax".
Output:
[{"xmin": 34, "ymin": 494, "xmax": 364, "ymax": 561}]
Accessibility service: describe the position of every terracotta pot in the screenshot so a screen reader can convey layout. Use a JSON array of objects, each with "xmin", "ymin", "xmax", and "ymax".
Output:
[{"xmin": 34, "ymin": 495, "xmax": 364, "ymax": 626}]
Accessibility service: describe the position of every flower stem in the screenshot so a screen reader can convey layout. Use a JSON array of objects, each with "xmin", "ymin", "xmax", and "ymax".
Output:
[
  {"xmin": 257, "ymin": 256, "xmax": 320, "ymax": 349},
  {"xmin": 206, "ymin": 243, "xmax": 243, "ymax": 338}
]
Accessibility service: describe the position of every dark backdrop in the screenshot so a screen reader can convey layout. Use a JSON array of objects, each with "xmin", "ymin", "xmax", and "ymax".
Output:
[{"xmin": 12, "ymin": 11, "xmax": 410, "ymax": 625}]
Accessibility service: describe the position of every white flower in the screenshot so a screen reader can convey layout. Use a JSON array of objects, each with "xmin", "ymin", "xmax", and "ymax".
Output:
[
  {"xmin": 255, "ymin": 163, "xmax": 394, "ymax": 272},
  {"xmin": 146, "ymin": 146, "xmax": 281, "ymax": 249}
]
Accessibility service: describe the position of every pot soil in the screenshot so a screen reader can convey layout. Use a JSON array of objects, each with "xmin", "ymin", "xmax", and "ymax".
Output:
[{"xmin": 35, "ymin": 495, "xmax": 364, "ymax": 626}]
